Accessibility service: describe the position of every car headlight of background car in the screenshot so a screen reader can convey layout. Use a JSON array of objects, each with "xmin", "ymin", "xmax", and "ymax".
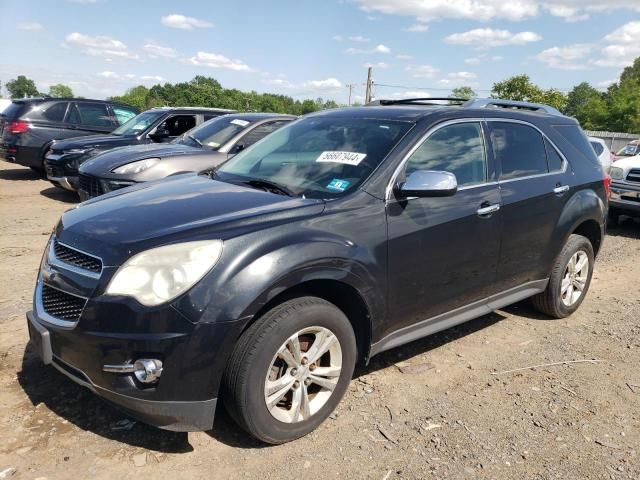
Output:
[
  {"xmin": 112, "ymin": 158, "xmax": 160, "ymax": 175},
  {"xmin": 610, "ymin": 166, "xmax": 624, "ymax": 181},
  {"xmin": 105, "ymin": 240, "xmax": 223, "ymax": 306}
]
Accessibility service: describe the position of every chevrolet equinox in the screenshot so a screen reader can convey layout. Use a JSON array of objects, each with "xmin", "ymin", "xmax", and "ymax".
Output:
[{"xmin": 26, "ymin": 98, "xmax": 609, "ymax": 444}]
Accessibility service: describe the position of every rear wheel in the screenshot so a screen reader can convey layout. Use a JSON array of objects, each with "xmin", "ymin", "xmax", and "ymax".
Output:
[
  {"xmin": 223, "ymin": 296, "xmax": 356, "ymax": 444},
  {"xmin": 531, "ymin": 234, "xmax": 594, "ymax": 318}
]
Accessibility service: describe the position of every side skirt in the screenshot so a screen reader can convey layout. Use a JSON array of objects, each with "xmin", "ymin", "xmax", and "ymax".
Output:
[{"xmin": 369, "ymin": 279, "xmax": 548, "ymax": 357}]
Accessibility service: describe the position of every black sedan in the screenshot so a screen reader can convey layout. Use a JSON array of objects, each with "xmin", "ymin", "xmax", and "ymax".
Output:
[{"xmin": 77, "ymin": 113, "xmax": 295, "ymax": 201}]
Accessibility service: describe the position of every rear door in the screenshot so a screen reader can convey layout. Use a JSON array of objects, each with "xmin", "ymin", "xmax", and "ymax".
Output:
[
  {"xmin": 69, "ymin": 101, "xmax": 115, "ymax": 134},
  {"xmin": 488, "ymin": 120, "xmax": 571, "ymax": 291},
  {"xmin": 386, "ymin": 121, "xmax": 502, "ymax": 336}
]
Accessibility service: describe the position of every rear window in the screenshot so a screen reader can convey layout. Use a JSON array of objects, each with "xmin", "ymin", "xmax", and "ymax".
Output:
[{"xmin": 0, "ymin": 102, "xmax": 29, "ymax": 120}]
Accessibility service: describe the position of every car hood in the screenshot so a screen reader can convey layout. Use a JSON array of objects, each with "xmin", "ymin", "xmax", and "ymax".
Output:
[
  {"xmin": 56, "ymin": 174, "xmax": 325, "ymax": 265},
  {"xmin": 611, "ymin": 155, "xmax": 640, "ymax": 175},
  {"xmin": 51, "ymin": 134, "xmax": 143, "ymax": 153},
  {"xmin": 80, "ymin": 143, "xmax": 203, "ymax": 174}
]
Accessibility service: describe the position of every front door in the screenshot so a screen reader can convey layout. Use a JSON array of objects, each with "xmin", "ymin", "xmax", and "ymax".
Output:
[{"xmin": 386, "ymin": 121, "xmax": 502, "ymax": 337}]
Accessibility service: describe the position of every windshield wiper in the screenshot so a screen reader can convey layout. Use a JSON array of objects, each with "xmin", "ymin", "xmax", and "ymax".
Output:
[
  {"xmin": 187, "ymin": 134, "xmax": 203, "ymax": 147},
  {"xmin": 241, "ymin": 178, "xmax": 294, "ymax": 197}
]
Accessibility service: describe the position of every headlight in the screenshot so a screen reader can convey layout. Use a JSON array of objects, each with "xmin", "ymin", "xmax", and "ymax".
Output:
[
  {"xmin": 105, "ymin": 240, "xmax": 223, "ymax": 306},
  {"xmin": 610, "ymin": 166, "xmax": 624, "ymax": 180},
  {"xmin": 112, "ymin": 158, "xmax": 160, "ymax": 175},
  {"xmin": 65, "ymin": 148, "xmax": 90, "ymax": 155}
]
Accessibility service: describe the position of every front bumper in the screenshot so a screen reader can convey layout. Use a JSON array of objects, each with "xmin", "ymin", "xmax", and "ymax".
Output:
[
  {"xmin": 78, "ymin": 173, "xmax": 135, "ymax": 201},
  {"xmin": 26, "ymin": 294, "xmax": 236, "ymax": 431},
  {"xmin": 610, "ymin": 181, "xmax": 640, "ymax": 213},
  {"xmin": 45, "ymin": 153, "xmax": 80, "ymax": 191}
]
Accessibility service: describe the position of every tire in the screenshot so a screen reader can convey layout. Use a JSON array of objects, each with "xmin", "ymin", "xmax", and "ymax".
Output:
[
  {"xmin": 222, "ymin": 296, "xmax": 357, "ymax": 444},
  {"xmin": 531, "ymin": 234, "xmax": 594, "ymax": 319},
  {"xmin": 608, "ymin": 207, "xmax": 619, "ymax": 225}
]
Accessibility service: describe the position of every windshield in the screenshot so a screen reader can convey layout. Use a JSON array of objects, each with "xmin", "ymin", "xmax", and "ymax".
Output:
[
  {"xmin": 616, "ymin": 144, "xmax": 640, "ymax": 157},
  {"xmin": 216, "ymin": 116, "xmax": 413, "ymax": 198},
  {"xmin": 112, "ymin": 111, "xmax": 163, "ymax": 136},
  {"xmin": 176, "ymin": 116, "xmax": 250, "ymax": 149}
]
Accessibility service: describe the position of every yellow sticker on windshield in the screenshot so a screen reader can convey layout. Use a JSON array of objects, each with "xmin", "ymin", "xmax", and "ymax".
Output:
[{"xmin": 316, "ymin": 151, "xmax": 366, "ymax": 166}]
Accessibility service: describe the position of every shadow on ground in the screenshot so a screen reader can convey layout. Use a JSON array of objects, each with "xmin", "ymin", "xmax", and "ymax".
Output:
[
  {"xmin": 607, "ymin": 216, "xmax": 640, "ymax": 240},
  {"xmin": 40, "ymin": 186, "xmax": 78, "ymax": 204},
  {"xmin": 0, "ymin": 167, "xmax": 42, "ymax": 181}
]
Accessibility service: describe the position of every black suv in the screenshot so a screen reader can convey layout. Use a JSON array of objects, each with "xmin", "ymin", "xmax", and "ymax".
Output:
[
  {"xmin": 45, "ymin": 106, "xmax": 235, "ymax": 191},
  {"xmin": 26, "ymin": 98, "xmax": 608, "ymax": 444},
  {"xmin": 0, "ymin": 98, "xmax": 138, "ymax": 172}
]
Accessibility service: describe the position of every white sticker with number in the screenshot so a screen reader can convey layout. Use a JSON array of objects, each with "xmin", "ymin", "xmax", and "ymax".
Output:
[
  {"xmin": 230, "ymin": 119, "xmax": 250, "ymax": 127},
  {"xmin": 316, "ymin": 151, "xmax": 366, "ymax": 166}
]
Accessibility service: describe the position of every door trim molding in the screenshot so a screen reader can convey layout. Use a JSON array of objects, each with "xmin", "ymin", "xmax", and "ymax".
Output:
[{"xmin": 370, "ymin": 279, "xmax": 549, "ymax": 357}]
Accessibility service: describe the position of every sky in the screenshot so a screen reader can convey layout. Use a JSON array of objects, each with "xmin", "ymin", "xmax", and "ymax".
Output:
[{"xmin": 1, "ymin": 0, "xmax": 640, "ymax": 104}]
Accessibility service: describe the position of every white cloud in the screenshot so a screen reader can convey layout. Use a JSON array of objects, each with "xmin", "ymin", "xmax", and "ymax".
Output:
[
  {"xmin": 596, "ymin": 79, "xmax": 616, "ymax": 89},
  {"xmin": 363, "ymin": 62, "xmax": 390, "ymax": 69},
  {"xmin": 405, "ymin": 64, "xmax": 440, "ymax": 79},
  {"xmin": 381, "ymin": 91, "xmax": 432, "ymax": 100},
  {"xmin": 353, "ymin": 0, "xmax": 640, "ymax": 22},
  {"xmin": 64, "ymin": 32, "xmax": 139, "ymax": 61},
  {"xmin": 344, "ymin": 44, "xmax": 390, "ymax": 54},
  {"xmin": 593, "ymin": 22, "xmax": 640, "ymax": 67},
  {"xmin": 98, "ymin": 71, "xmax": 119, "ymax": 79},
  {"xmin": 262, "ymin": 78, "xmax": 296, "ymax": 88},
  {"xmin": 445, "ymin": 28, "xmax": 542, "ymax": 48},
  {"xmin": 464, "ymin": 54, "xmax": 503, "ymax": 64},
  {"xmin": 333, "ymin": 35, "xmax": 344, "ymax": 41},
  {"xmin": 407, "ymin": 23, "xmax": 429, "ymax": 33},
  {"xmin": 189, "ymin": 51, "xmax": 252, "ymax": 71},
  {"xmin": 304, "ymin": 78, "xmax": 343, "ymax": 90},
  {"xmin": 17, "ymin": 22, "xmax": 44, "ymax": 31},
  {"xmin": 348, "ymin": 35, "xmax": 370, "ymax": 42},
  {"xmin": 535, "ymin": 44, "xmax": 592, "ymax": 70},
  {"xmin": 161, "ymin": 14, "xmax": 212, "ymax": 30},
  {"xmin": 96, "ymin": 71, "xmax": 164, "ymax": 85},
  {"xmin": 143, "ymin": 43, "xmax": 178, "ymax": 58},
  {"xmin": 396, "ymin": 54, "xmax": 413, "ymax": 60}
]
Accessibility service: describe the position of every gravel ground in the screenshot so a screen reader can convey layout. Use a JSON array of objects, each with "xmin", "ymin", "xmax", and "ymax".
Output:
[{"xmin": 0, "ymin": 163, "xmax": 639, "ymax": 480}]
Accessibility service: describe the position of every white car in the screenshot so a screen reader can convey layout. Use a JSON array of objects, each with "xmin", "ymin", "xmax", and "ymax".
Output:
[
  {"xmin": 588, "ymin": 136, "xmax": 612, "ymax": 174},
  {"xmin": 609, "ymin": 155, "xmax": 640, "ymax": 223}
]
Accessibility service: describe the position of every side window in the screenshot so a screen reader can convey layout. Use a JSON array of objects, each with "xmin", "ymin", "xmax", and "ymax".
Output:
[
  {"xmin": 490, "ymin": 122, "xmax": 547, "ymax": 180},
  {"xmin": 404, "ymin": 122, "xmax": 487, "ymax": 187},
  {"xmin": 42, "ymin": 102, "xmax": 68, "ymax": 122},
  {"xmin": 112, "ymin": 106, "xmax": 137, "ymax": 126},
  {"xmin": 66, "ymin": 104, "xmax": 81, "ymax": 124},
  {"xmin": 76, "ymin": 103, "xmax": 112, "ymax": 128},
  {"xmin": 545, "ymin": 138, "xmax": 564, "ymax": 172},
  {"xmin": 590, "ymin": 141, "xmax": 604, "ymax": 157},
  {"xmin": 160, "ymin": 115, "xmax": 197, "ymax": 136},
  {"xmin": 239, "ymin": 121, "xmax": 290, "ymax": 149}
]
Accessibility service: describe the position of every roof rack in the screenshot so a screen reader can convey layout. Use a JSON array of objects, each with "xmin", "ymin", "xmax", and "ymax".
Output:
[
  {"xmin": 463, "ymin": 98, "xmax": 562, "ymax": 116},
  {"xmin": 369, "ymin": 97, "xmax": 563, "ymax": 117}
]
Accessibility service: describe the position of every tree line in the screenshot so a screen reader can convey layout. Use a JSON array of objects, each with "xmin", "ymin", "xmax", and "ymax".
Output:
[{"xmin": 3, "ymin": 56, "xmax": 640, "ymax": 133}]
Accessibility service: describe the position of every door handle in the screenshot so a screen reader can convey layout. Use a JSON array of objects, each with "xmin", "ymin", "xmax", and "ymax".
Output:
[
  {"xmin": 477, "ymin": 203, "xmax": 500, "ymax": 216},
  {"xmin": 553, "ymin": 185, "xmax": 570, "ymax": 194}
]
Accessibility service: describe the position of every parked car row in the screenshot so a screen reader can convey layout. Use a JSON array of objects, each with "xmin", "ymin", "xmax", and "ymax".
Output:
[{"xmin": 24, "ymin": 96, "xmax": 610, "ymax": 444}]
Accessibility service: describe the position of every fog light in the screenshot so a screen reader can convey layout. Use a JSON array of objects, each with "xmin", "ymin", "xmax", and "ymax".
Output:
[{"xmin": 133, "ymin": 359, "xmax": 163, "ymax": 384}]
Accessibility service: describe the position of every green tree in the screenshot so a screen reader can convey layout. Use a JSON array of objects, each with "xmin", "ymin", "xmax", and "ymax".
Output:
[
  {"xmin": 491, "ymin": 74, "xmax": 567, "ymax": 111},
  {"xmin": 109, "ymin": 85, "xmax": 151, "ymax": 111},
  {"xmin": 565, "ymin": 82, "xmax": 601, "ymax": 117},
  {"xmin": 451, "ymin": 86, "xmax": 477, "ymax": 99},
  {"xmin": 48, "ymin": 84, "xmax": 73, "ymax": 98},
  {"xmin": 6, "ymin": 75, "xmax": 40, "ymax": 98}
]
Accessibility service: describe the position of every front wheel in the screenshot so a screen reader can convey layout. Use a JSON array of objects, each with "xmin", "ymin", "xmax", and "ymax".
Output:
[
  {"xmin": 222, "ymin": 296, "xmax": 356, "ymax": 444},
  {"xmin": 531, "ymin": 234, "xmax": 594, "ymax": 318}
]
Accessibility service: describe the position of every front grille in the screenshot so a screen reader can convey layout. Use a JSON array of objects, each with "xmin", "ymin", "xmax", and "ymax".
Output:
[
  {"xmin": 53, "ymin": 239, "xmax": 102, "ymax": 273},
  {"xmin": 79, "ymin": 174, "xmax": 103, "ymax": 199},
  {"xmin": 626, "ymin": 169, "xmax": 640, "ymax": 183},
  {"xmin": 41, "ymin": 284, "xmax": 86, "ymax": 321}
]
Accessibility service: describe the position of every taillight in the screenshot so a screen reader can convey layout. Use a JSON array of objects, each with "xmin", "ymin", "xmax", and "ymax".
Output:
[
  {"xmin": 603, "ymin": 175, "xmax": 612, "ymax": 198},
  {"xmin": 8, "ymin": 121, "xmax": 29, "ymax": 134}
]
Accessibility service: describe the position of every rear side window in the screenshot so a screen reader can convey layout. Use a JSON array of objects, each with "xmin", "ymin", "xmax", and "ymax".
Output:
[
  {"xmin": 160, "ymin": 115, "xmax": 197, "ymax": 136},
  {"xmin": 42, "ymin": 102, "xmax": 68, "ymax": 122},
  {"xmin": 239, "ymin": 121, "xmax": 290, "ymax": 149},
  {"xmin": 545, "ymin": 139, "xmax": 564, "ymax": 172},
  {"xmin": 490, "ymin": 122, "xmax": 547, "ymax": 180},
  {"xmin": 76, "ymin": 102, "xmax": 112, "ymax": 128},
  {"xmin": 112, "ymin": 106, "xmax": 137, "ymax": 125},
  {"xmin": 553, "ymin": 125, "xmax": 600, "ymax": 167},
  {"xmin": 590, "ymin": 141, "xmax": 604, "ymax": 156},
  {"xmin": 1, "ymin": 103, "xmax": 28, "ymax": 120},
  {"xmin": 405, "ymin": 122, "xmax": 486, "ymax": 187}
]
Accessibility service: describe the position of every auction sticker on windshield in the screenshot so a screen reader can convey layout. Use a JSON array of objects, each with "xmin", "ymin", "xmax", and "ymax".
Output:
[
  {"xmin": 316, "ymin": 151, "xmax": 366, "ymax": 166},
  {"xmin": 326, "ymin": 179, "xmax": 351, "ymax": 192}
]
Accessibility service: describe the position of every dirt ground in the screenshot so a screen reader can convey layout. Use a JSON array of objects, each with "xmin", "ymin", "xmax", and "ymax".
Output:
[{"xmin": 0, "ymin": 162, "xmax": 639, "ymax": 480}]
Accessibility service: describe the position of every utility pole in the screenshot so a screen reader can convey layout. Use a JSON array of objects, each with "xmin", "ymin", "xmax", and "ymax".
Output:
[
  {"xmin": 365, "ymin": 67, "xmax": 373, "ymax": 104},
  {"xmin": 346, "ymin": 84, "xmax": 356, "ymax": 106}
]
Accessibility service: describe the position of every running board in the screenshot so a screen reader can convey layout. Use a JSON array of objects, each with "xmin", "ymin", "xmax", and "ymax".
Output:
[{"xmin": 369, "ymin": 279, "xmax": 549, "ymax": 357}]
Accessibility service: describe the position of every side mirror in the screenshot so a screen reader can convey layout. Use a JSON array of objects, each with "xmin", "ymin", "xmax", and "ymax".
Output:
[
  {"xmin": 396, "ymin": 170, "xmax": 458, "ymax": 198},
  {"xmin": 151, "ymin": 127, "xmax": 170, "ymax": 140},
  {"xmin": 233, "ymin": 143, "xmax": 245, "ymax": 153}
]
